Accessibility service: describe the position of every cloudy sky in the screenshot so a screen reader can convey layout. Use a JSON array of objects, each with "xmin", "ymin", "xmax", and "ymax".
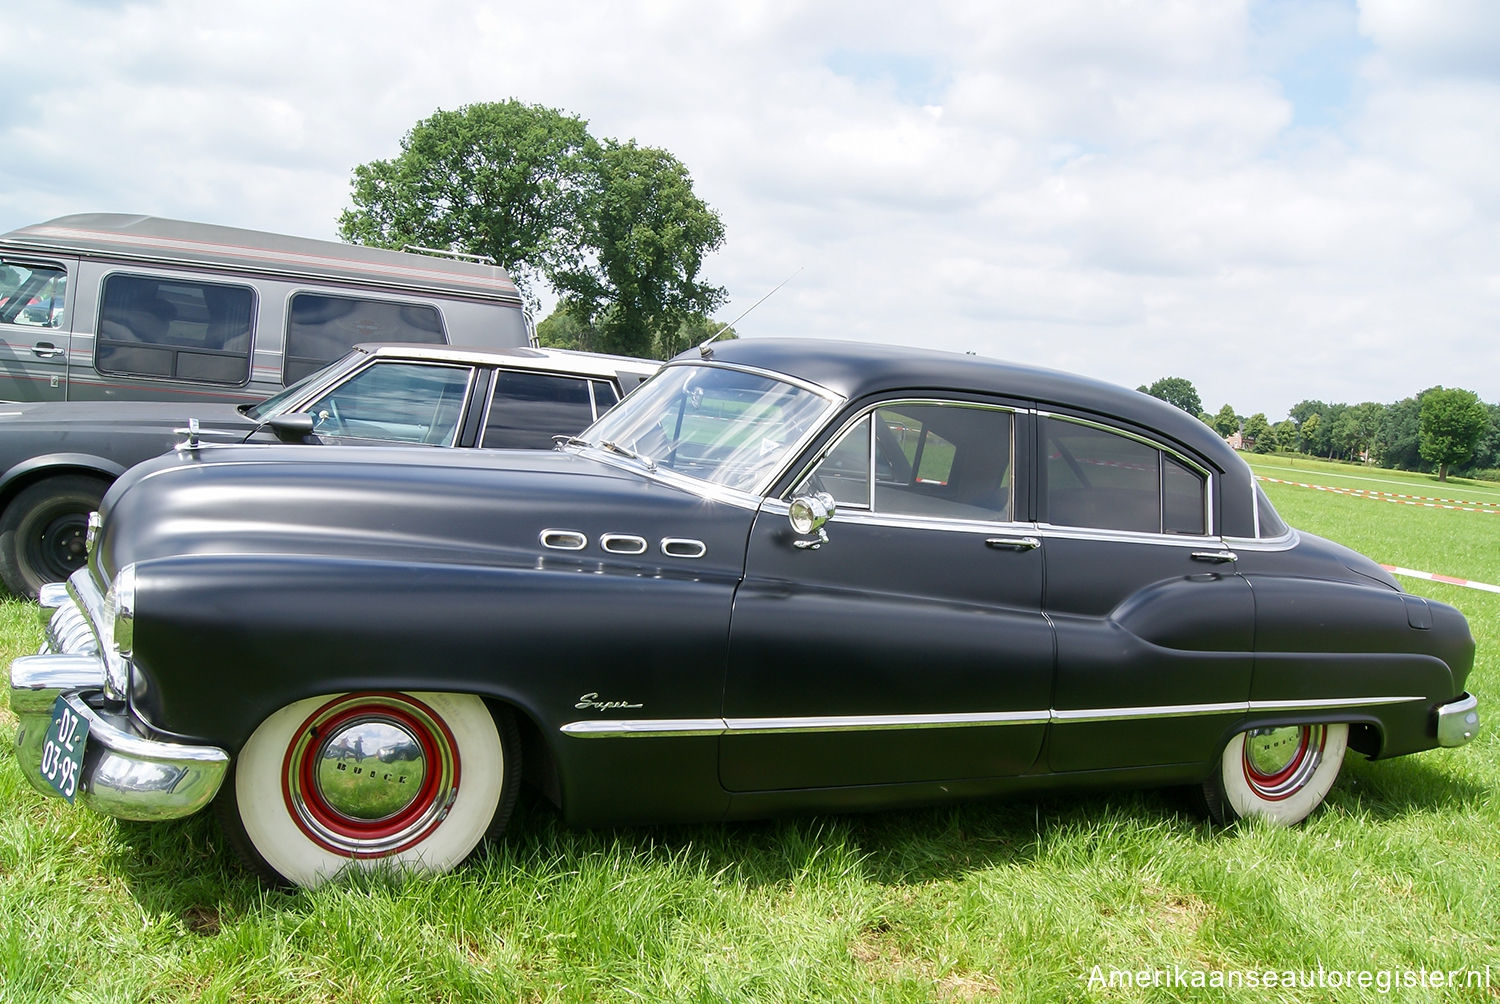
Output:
[{"xmin": 3, "ymin": 0, "xmax": 1496, "ymax": 419}]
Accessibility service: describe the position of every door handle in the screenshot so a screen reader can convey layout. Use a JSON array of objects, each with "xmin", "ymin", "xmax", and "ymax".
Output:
[
  {"xmin": 31, "ymin": 342, "xmax": 64, "ymax": 359},
  {"xmin": 986, "ymin": 536, "xmax": 1041, "ymax": 551},
  {"xmin": 1191, "ymin": 550, "xmax": 1238, "ymax": 564}
]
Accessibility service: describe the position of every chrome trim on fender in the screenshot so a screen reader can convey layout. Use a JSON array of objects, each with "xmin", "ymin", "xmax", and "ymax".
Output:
[
  {"xmin": 661, "ymin": 538, "xmax": 707, "ymax": 559},
  {"xmin": 560, "ymin": 718, "xmax": 725, "ymax": 738},
  {"xmin": 601, "ymin": 533, "xmax": 648, "ymax": 555},
  {"xmin": 540, "ymin": 529, "xmax": 587, "ymax": 551}
]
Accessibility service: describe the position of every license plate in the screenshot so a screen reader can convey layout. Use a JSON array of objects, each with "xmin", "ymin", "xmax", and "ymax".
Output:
[{"xmin": 38, "ymin": 696, "xmax": 89, "ymax": 803}]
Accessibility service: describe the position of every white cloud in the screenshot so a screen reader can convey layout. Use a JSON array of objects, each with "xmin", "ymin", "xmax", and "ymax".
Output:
[{"xmin": 0, "ymin": 0, "xmax": 1496, "ymax": 418}]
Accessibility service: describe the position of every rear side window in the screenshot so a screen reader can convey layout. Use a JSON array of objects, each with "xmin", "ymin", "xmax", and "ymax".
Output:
[
  {"xmin": 1041, "ymin": 417, "xmax": 1208, "ymax": 534},
  {"xmin": 285, "ymin": 294, "xmax": 445, "ymax": 384},
  {"xmin": 482, "ymin": 370, "xmax": 599, "ymax": 449},
  {"xmin": 96, "ymin": 274, "xmax": 254, "ymax": 385}
]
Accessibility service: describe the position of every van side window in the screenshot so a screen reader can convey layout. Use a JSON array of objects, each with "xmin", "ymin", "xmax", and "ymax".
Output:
[
  {"xmin": 1040, "ymin": 417, "xmax": 1208, "ymax": 534},
  {"xmin": 96, "ymin": 275, "xmax": 254, "ymax": 385},
  {"xmin": 285, "ymin": 294, "xmax": 446, "ymax": 384},
  {"xmin": 482, "ymin": 370, "xmax": 598, "ymax": 449},
  {"xmin": 0, "ymin": 263, "xmax": 66, "ymax": 328}
]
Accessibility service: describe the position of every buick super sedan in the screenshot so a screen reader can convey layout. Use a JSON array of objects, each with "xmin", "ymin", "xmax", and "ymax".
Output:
[{"xmin": 10, "ymin": 338, "xmax": 1479, "ymax": 886}]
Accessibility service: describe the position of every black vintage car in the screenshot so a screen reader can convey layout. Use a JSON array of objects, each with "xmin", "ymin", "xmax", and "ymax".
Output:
[
  {"xmin": 11, "ymin": 338, "xmax": 1479, "ymax": 887},
  {"xmin": 0, "ymin": 343, "xmax": 656, "ymax": 597}
]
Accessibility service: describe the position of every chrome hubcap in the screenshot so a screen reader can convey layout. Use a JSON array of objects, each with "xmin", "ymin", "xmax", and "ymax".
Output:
[
  {"xmin": 313, "ymin": 718, "xmax": 428, "ymax": 822},
  {"xmin": 284, "ymin": 694, "xmax": 459, "ymax": 858},
  {"xmin": 1242, "ymin": 724, "xmax": 1325, "ymax": 800}
]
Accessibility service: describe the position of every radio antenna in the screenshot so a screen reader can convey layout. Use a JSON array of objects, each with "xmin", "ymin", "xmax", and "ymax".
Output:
[{"xmin": 699, "ymin": 266, "xmax": 803, "ymax": 357}]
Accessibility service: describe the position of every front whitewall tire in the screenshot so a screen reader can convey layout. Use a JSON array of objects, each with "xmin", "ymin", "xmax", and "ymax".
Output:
[{"xmin": 228, "ymin": 691, "xmax": 507, "ymax": 887}]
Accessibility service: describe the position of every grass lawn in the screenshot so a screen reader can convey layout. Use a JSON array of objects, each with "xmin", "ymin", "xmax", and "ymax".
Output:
[{"xmin": 1, "ymin": 460, "xmax": 1497, "ymax": 1002}]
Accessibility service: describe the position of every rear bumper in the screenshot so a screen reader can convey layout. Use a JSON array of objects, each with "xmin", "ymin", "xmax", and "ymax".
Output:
[{"xmin": 1436, "ymin": 692, "xmax": 1480, "ymax": 748}]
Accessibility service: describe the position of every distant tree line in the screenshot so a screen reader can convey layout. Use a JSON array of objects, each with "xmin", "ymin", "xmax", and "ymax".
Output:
[{"xmin": 1138, "ymin": 378, "xmax": 1499, "ymax": 482}]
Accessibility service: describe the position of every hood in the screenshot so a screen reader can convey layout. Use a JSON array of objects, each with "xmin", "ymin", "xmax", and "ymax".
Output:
[{"xmin": 93, "ymin": 443, "xmax": 754, "ymax": 584}]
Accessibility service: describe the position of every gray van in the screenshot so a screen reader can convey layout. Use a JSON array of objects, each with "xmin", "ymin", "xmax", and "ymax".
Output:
[{"xmin": 0, "ymin": 214, "xmax": 532, "ymax": 402}]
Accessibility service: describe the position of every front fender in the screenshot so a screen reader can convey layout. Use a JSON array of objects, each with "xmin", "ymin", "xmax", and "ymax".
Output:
[{"xmin": 127, "ymin": 552, "xmax": 736, "ymax": 755}]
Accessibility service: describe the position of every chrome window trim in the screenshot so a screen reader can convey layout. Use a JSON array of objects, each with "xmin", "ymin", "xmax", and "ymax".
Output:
[
  {"xmin": 761, "ymin": 498, "xmax": 1036, "ymax": 536},
  {"xmin": 1033, "ymin": 524, "xmax": 1222, "ymax": 548},
  {"xmin": 1223, "ymin": 528, "xmax": 1300, "ymax": 552},
  {"xmin": 1038, "ymin": 410, "xmax": 1214, "ymax": 536},
  {"xmin": 560, "ymin": 694, "xmax": 1426, "ymax": 738}
]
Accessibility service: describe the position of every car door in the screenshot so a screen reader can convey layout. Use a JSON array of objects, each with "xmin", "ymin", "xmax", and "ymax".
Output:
[
  {"xmin": 1035, "ymin": 412, "xmax": 1255, "ymax": 772},
  {"xmin": 0, "ymin": 257, "xmax": 74, "ymax": 401},
  {"xmin": 722, "ymin": 398, "xmax": 1054, "ymax": 791}
]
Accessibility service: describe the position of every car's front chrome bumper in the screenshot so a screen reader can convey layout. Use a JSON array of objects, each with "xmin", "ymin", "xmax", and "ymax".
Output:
[
  {"xmin": 10, "ymin": 580, "xmax": 228, "ymax": 821},
  {"xmin": 1436, "ymin": 693, "xmax": 1480, "ymax": 748}
]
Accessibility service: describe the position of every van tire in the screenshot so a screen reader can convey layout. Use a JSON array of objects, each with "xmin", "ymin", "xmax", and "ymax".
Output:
[{"xmin": 0, "ymin": 474, "xmax": 109, "ymax": 599}]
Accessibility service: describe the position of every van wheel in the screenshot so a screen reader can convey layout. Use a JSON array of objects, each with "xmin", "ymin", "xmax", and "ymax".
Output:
[
  {"xmin": 216, "ymin": 692, "xmax": 518, "ymax": 887},
  {"xmin": 0, "ymin": 475, "xmax": 109, "ymax": 599}
]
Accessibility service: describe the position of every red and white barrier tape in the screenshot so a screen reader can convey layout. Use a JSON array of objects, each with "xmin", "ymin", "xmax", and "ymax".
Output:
[
  {"xmin": 1256, "ymin": 475, "xmax": 1500, "ymax": 514},
  {"xmin": 1380, "ymin": 565, "xmax": 1500, "ymax": 596}
]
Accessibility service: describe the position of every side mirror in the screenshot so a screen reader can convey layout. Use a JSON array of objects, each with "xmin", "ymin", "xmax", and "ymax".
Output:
[
  {"xmin": 266, "ymin": 412, "xmax": 316, "ymax": 442},
  {"xmin": 788, "ymin": 491, "xmax": 836, "ymax": 549}
]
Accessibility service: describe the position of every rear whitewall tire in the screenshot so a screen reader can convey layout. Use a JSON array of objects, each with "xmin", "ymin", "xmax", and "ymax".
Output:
[
  {"xmin": 221, "ymin": 691, "xmax": 514, "ymax": 887},
  {"xmin": 1211, "ymin": 722, "xmax": 1348, "ymax": 826}
]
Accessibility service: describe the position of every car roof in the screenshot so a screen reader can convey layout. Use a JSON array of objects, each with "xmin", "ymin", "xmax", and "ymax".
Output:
[
  {"xmin": 693, "ymin": 336, "xmax": 1238, "ymax": 471},
  {"xmin": 356, "ymin": 343, "xmax": 660, "ymax": 381},
  {"xmin": 0, "ymin": 214, "xmax": 523, "ymax": 305}
]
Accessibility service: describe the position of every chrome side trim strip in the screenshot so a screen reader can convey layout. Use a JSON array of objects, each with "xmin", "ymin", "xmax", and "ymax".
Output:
[
  {"xmin": 559, "ymin": 718, "xmax": 724, "ymax": 737},
  {"xmin": 1050, "ymin": 701, "xmax": 1246, "ymax": 723},
  {"xmin": 1249, "ymin": 695, "xmax": 1425, "ymax": 712},
  {"xmin": 726, "ymin": 710, "xmax": 1051, "ymax": 733},
  {"xmin": 560, "ymin": 694, "xmax": 1431, "ymax": 738}
]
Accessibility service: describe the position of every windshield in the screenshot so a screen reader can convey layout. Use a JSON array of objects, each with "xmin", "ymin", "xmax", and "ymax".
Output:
[
  {"xmin": 242, "ymin": 350, "xmax": 366, "ymax": 421},
  {"xmin": 580, "ymin": 362, "xmax": 836, "ymax": 494}
]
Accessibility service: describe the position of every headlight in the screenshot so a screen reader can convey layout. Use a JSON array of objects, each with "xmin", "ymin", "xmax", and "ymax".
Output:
[{"xmin": 100, "ymin": 563, "xmax": 136, "ymax": 701}]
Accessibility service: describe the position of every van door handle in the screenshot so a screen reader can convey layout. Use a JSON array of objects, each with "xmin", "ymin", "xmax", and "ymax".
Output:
[{"xmin": 31, "ymin": 342, "xmax": 64, "ymax": 359}]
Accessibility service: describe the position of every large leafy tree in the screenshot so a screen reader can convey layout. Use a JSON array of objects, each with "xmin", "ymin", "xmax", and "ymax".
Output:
[
  {"xmin": 554, "ymin": 140, "xmax": 726, "ymax": 358},
  {"xmin": 537, "ymin": 307, "xmax": 736, "ymax": 359},
  {"xmin": 340, "ymin": 102, "xmax": 726, "ymax": 358},
  {"xmin": 338, "ymin": 100, "xmax": 593, "ymax": 301},
  {"xmin": 1136, "ymin": 376, "xmax": 1203, "ymax": 416},
  {"xmin": 1419, "ymin": 387, "xmax": 1489, "ymax": 481}
]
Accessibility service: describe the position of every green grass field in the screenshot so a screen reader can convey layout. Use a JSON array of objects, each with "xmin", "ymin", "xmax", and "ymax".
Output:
[{"xmin": 1, "ymin": 459, "xmax": 1496, "ymax": 1002}]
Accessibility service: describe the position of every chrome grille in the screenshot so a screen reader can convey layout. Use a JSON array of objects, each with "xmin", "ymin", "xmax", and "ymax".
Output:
[{"xmin": 45, "ymin": 598, "xmax": 99, "ymax": 657}]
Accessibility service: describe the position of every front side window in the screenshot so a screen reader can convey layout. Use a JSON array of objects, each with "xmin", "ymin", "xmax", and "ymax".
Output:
[
  {"xmin": 304, "ymin": 361, "xmax": 473, "ymax": 445},
  {"xmin": 483, "ymin": 370, "xmax": 598, "ymax": 449},
  {"xmin": 285, "ymin": 294, "xmax": 445, "ymax": 384},
  {"xmin": 1041, "ymin": 416, "xmax": 1208, "ymax": 534},
  {"xmin": 96, "ymin": 274, "xmax": 254, "ymax": 385},
  {"xmin": 0, "ymin": 263, "xmax": 66, "ymax": 329},
  {"xmin": 796, "ymin": 403, "xmax": 1015, "ymax": 522},
  {"xmin": 581, "ymin": 363, "xmax": 835, "ymax": 494}
]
